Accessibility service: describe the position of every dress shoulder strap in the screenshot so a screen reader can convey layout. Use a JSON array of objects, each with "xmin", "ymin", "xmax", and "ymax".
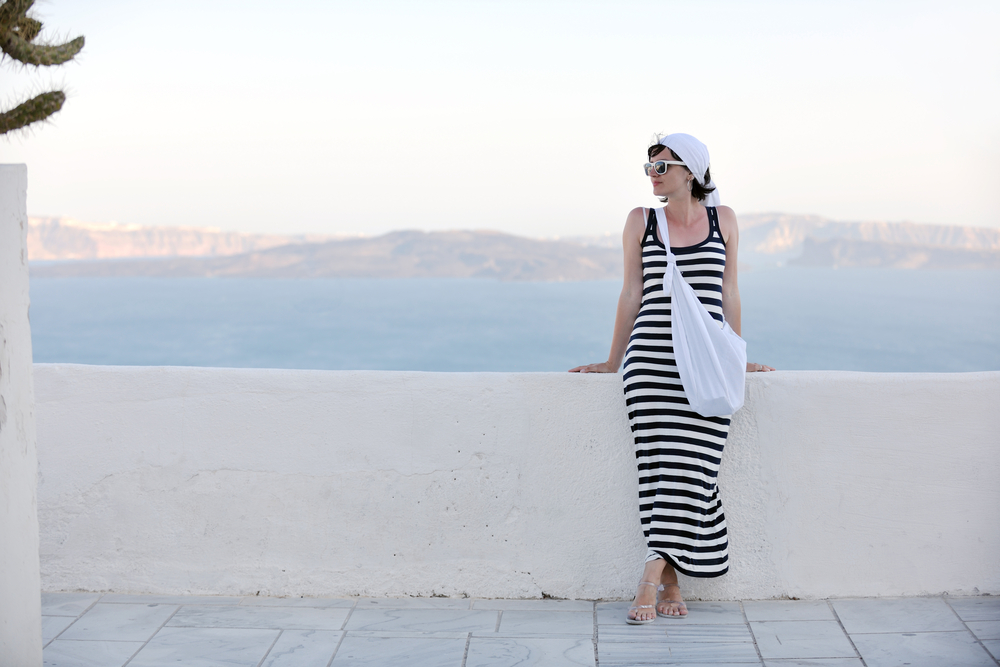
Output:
[
  {"xmin": 706, "ymin": 206, "xmax": 723, "ymax": 244},
  {"xmin": 642, "ymin": 207, "xmax": 657, "ymax": 244}
]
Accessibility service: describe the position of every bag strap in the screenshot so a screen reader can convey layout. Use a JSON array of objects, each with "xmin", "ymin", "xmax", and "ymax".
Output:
[{"xmin": 653, "ymin": 207, "xmax": 675, "ymax": 295}]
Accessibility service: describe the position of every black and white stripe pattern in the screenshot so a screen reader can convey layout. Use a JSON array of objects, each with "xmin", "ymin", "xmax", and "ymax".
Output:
[{"xmin": 623, "ymin": 206, "xmax": 731, "ymax": 578}]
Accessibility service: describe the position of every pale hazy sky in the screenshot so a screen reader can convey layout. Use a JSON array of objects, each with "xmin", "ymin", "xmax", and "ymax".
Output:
[{"xmin": 1, "ymin": 0, "xmax": 997, "ymax": 237}]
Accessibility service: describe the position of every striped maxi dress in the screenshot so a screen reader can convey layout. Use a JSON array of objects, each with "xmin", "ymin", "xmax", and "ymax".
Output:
[{"xmin": 623, "ymin": 206, "xmax": 731, "ymax": 578}]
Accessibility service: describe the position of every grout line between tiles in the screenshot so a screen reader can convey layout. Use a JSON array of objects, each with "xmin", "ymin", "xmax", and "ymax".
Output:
[
  {"xmin": 325, "ymin": 628, "xmax": 348, "ymax": 667},
  {"xmin": 460, "ymin": 632, "xmax": 472, "ymax": 667},
  {"xmin": 43, "ymin": 595, "xmax": 106, "ymax": 649},
  {"xmin": 737, "ymin": 599, "xmax": 765, "ymax": 666},
  {"xmin": 593, "ymin": 600, "xmax": 599, "ymax": 667},
  {"xmin": 121, "ymin": 605, "xmax": 182, "ymax": 667},
  {"xmin": 943, "ymin": 596, "xmax": 1000, "ymax": 666},
  {"xmin": 826, "ymin": 598, "xmax": 868, "ymax": 667},
  {"xmin": 494, "ymin": 610, "xmax": 502, "ymax": 633},
  {"xmin": 255, "ymin": 629, "xmax": 283, "ymax": 667},
  {"xmin": 339, "ymin": 599, "xmax": 358, "ymax": 632}
]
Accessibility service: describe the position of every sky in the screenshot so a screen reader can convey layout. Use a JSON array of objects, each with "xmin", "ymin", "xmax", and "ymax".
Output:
[{"xmin": 1, "ymin": 0, "xmax": 998, "ymax": 238}]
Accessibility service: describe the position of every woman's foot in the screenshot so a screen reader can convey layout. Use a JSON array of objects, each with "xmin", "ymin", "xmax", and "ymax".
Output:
[
  {"xmin": 626, "ymin": 581, "xmax": 658, "ymax": 624},
  {"xmin": 656, "ymin": 582, "xmax": 688, "ymax": 617}
]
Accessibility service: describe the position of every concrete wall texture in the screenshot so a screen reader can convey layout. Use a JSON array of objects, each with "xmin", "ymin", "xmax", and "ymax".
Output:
[
  {"xmin": 34, "ymin": 364, "xmax": 1000, "ymax": 601},
  {"xmin": 1, "ymin": 165, "xmax": 43, "ymax": 666}
]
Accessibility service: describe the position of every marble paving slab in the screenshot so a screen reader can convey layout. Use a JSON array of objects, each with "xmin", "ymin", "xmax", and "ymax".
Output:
[
  {"xmin": 599, "ymin": 623, "xmax": 753, "ymax": 643},
  {"xmin": 831, "ymin": 597, "xmax": 966, "ymax": 633},
  {"xmin": 261, "ymin": 629, "xmax": 344, "ymax": 667},
  {"xmin": 99, "ymin": 593, "xmax": 243, "ymax": 605},
  {"xmin": 41, "ymin": 593, "xmax": 103, "ymax": 617},
  {"xmin": 167, "ymin": 604, "xmax": 350, "ymax": 630},
  {"xmin": 743, "ymin": 600, "xmax": 835, "ymax": 622},
  {"xmin": 750, "ymin": 621, "xmax": 857, "ymax": 660},
  {"xmin": 354, "ymin": 597, "xmax": 473, "ymax": 610},
  {"xmin": 948, "ymin": 597, "xmax": 1000, "ymax": 622},
  {"xmin": 599, "ymin": 639, "xmax": 761, "ymax": 664},
  {"xmin": 496, "ymin": 610, "xmax": 594, "ymax": 635},
  {"xmin": 58, "ymin": 603, "xmax": 179, "ymax": 642},
  {"xmin": 331, "ymin": 635, "xmax": 467, "ymax": 666},
  {"xmin": 981, "ymin": 639, "xmax": 1000, "ymax": 660},
  {"xmin": 345, "ymin": 608, "xmax": 498, "ymax": 633},
  {"xmin": 473, "ymin": 599, "xmax": 594, "ymax": 611},
  {"xmin": 127, "ymin": 626, "xmax": 279, "ymax": 667},
  {"xmin": 43, "ymin": 639, "xmax": 144, "ymax": 667},
  {"xmin": 851, "ymin": 630, "xmax": 996, "ymax": 667},
  {"xmin": 967, "ymin": 620, "xmax": 1000, "ymax": 639},
  {"xmin": 761, "ymin": 660, "xmax": 864, "ymax": 666},
  {"xmin": 466, "ymin": 636, "xmax": 595, "ymax": 667},
  {"xmin": 242, "ymin": 596, "xmax": 356, "ymax": 608},
  {"xmin": 42, "ymin": 615, "xmax": 77, "ymax": 643}
]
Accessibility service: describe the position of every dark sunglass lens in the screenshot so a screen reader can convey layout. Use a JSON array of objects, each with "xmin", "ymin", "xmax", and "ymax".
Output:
[
  {"xmin": 643, "ymin": 163, "xmax": 653, "ymax": 176},
  {"xmin": 655, "ymin": 161, "xmax": 668, "ymax": 174}
]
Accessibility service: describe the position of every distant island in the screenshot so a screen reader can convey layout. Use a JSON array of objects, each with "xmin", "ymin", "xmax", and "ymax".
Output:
[{"xmin": 27, "ymin": 214, "xmax": 1000, "ymax": 280}]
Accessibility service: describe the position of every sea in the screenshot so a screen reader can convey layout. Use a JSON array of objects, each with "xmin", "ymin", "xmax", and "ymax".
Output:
[{"xmin": 28, "ymin": 268, "xmax": 1000, "ymax": 373}]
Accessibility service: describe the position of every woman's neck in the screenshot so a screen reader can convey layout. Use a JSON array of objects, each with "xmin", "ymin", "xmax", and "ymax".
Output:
[{"xmin": 665, "ymin": 196, "xmax": 703, "ymax": 227}]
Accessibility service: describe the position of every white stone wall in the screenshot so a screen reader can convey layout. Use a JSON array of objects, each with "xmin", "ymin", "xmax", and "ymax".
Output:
[
  {"xmin": 34, "ymin": 364, "xmax": 1000, "ymax": 601},
  {"xmin": 0, "ymin": 165, "xmax": 42, "ymax": 666}
]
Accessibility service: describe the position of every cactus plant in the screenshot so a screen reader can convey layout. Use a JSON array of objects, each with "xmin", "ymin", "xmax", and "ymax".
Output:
[{"xmin": 0, "ymin": 0, "xmax": 84, "ymax": 135}]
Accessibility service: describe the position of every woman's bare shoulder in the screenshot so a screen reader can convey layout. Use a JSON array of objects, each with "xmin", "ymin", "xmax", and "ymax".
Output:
[{"xmin": 623, "ymin": 207, "xmax": 648, "ymax": 242}]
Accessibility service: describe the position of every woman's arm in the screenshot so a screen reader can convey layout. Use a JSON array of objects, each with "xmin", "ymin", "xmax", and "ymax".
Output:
[
  {"xmin": 569, "ymin": 208, "xmax": 646, "ymax": 373},
  {"xmin": 717, "ymin": 205, "xmax": 775, "ymax": 372}
]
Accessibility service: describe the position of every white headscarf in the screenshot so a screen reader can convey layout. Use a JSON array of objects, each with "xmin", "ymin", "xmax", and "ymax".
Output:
[{"xmin": 657, "ymin": 133, "xmax": 721, "ymax": 207}]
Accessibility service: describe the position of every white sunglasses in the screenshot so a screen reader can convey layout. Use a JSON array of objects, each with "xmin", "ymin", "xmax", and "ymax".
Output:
[{"xmin": 643, "ymin": 160, "xmax": 686, "ymax": 176}]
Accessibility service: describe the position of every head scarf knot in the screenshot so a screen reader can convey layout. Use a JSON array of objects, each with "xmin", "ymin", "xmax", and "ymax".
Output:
[{"xmin": 657, "ymin": 133, "xmax": 721, "ymax": 207}]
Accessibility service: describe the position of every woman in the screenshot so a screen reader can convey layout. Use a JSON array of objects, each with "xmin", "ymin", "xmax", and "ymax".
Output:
[{"xmin": 570, "ymin": 133, "xmax": 773, "ymax": 623}]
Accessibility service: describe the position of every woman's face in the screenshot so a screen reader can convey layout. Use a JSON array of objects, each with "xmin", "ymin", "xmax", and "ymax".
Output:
[{"xmin": 649, "ymin": 153, "xmax": 691, "ymax": 198}]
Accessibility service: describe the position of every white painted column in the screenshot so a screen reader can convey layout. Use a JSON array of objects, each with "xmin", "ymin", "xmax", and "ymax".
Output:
[{"xmin": 0, "ymin": 165, "xmax": 42, "ymax": 666}]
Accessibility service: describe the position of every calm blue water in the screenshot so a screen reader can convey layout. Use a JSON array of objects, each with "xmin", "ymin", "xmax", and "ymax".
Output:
[{"xmin": 28, "ymin": 269, "xmax": 1000, "ymax": 372}]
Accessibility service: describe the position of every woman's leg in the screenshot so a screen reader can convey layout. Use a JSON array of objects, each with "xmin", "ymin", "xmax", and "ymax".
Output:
[
  {"xmin": 628, "ymin": 557, "xmax": 666, "ymax": 622},
  {"xmin": 656, "ymin": 561, "xmax": 688, "ymax": 616}
]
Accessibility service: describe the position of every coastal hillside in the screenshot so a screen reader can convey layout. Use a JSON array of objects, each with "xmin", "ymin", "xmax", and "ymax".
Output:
[
  {"xmin": 27, "ymin": 214, "xmax": 1000, "ymax": 279},
  {"xmin": 30, "ymin": 230, "xmax": 623, "ymax": 281}
]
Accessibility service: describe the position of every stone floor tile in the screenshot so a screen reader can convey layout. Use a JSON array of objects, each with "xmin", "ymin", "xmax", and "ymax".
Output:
[
  {"xmin": 949, "ymin": 597, "xmax": 1000, "ymax": 622},
  {"xmin": 331, "ymin": 635, "xmax": 466, "ymax": 666},
  {"xmin": 42, "ymin": 616, "xmax": 77, "ymax": 643},
  {"xmin": 967, "ymin": 620, "xmax": 1000, "ymax": 640},
  {"xmin": 261, "ymin": 629, "xmax": 344, "ymax": 667},
  {"xmin": 344, "ymin": 631, "xmax": 470, "ymax": 638},
  {"xmin": 41, "ymin": 593, "xmax": 103, "ymax": 617},
  {"xmin": 242, "ymin": 596, "xmax": 356, "ymax": 608},
  {"xmin": 100, "ymin": 593, "xmax": 243, "ymax": 605},
  {"xmin": 345, "ymin": 608, "xmax": 497, "ymax": 633},
  {"xmin": 598, "ymin": 640, "xmax": 760, "ymax": 664},
  {"xmin": 496, "ymin": 610, "xmax": 594, "ymax": 635},
  {"xmin": 762, "ymin": 660, "xmax": 863, "ymax": 666},
  {"xmin": 599, "ymin": 623, "xmax": 752, "ymax": 643},
  {"xmin": 681, "ymin": 601, "xmax": 747, "ymax": 624},
  {"xmin": 743, "ymin": 600, "xmax": 835, "ymax": 622},
  {"xmin": 982, "ymin": 639, "xmax": 1000, "ymax": 660},
  {"xmin": 466, "ymin": 637, "xmax": 595, "ymax": 667},
  {"xmin": 473, "ymin": 599, "xmax": 594, "ymax": 611},
  {"xmin": 58, "ymin": 603, "xmax": 178, "ymax": 642},
  {"xmin": 42, "ymin": 639, "xmax": 144, "ymax": 667},
  {"xmin": 167, "ymin": 605, "xmax": 349, "ymax": 630},
  {"xmin": 127, "ymin": 626, "xmax": 279, "ymax": 667},
  {"xmin": 750, "ymin": 621, "xmax": 856, "ymax": 660},
  {"xmin": 831, "ymin": 597, "xmax": 964, "ymax": 633},
  {"xmin": 354, "ymin": 597, "xmax": 472, "ymax": 610},
  {"xmin": 851, "ymin": 630, "xmax": 996, "ymax": 667}
]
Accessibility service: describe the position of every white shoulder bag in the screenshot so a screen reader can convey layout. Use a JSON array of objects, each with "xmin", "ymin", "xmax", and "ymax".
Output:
[{"xmin": 654, "ymin": 206, "xmax": 747, "ymax": 417}]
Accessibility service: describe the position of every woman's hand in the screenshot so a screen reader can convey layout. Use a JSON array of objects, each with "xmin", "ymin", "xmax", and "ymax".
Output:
[
  {"xmin": 747, "ymin": 362, "xmax": 775, "ymax": 372},
  {"xmin": 569, "ymin": 362, "xmax": 618, "ymax": 373}
]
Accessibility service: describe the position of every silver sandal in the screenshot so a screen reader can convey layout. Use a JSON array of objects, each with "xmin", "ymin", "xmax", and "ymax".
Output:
[
  {"xmin": 656, "ymin": 582, "xmax": 688, "ymax": 618},
  {"xmin": 626, "ymin": 581, "xmax": 658, "ymax": 625}
]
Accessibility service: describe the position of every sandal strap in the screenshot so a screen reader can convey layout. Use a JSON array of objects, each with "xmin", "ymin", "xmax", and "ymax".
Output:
[
  {"xmin": 638, "ymin": 581, "xmax": 658, "ymax": 588},
  {"xmin": 629, "ymin": 605, "xmax": 654, "ymax": 610}
]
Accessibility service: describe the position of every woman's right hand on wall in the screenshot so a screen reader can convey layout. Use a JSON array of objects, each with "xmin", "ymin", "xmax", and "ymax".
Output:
[{"xmin": 569, "ymin": 362, "xmax": 618, "ymax": 373}]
